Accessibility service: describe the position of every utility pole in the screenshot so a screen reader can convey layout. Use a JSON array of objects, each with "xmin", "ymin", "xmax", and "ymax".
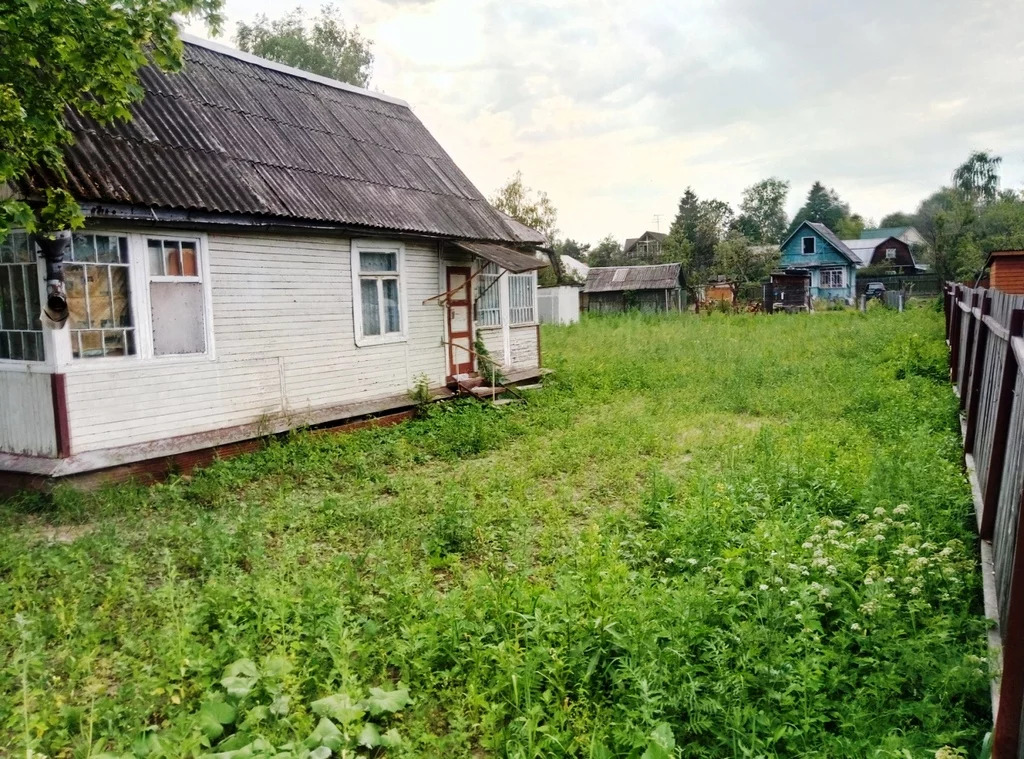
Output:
[{"xmin": 652, "ymin": 214, "xmax": 663, "ymax": 232}]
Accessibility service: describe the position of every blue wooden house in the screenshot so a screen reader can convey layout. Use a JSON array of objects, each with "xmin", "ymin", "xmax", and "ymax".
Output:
[{"xmin": 778, "ymin": 221, "xmax": 859, "ymax": 303}]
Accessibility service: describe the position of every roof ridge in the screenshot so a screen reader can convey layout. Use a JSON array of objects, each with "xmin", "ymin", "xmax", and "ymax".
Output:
[
  {"xmin": 179, "ymin": 33, "xmax": 410, "ymax": 108},
  {"xmin": 70, "ymin": 125, "xmax": 486, "ymax": 205}
]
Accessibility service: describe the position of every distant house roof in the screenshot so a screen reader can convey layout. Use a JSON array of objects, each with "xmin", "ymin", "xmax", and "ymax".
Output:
[
  {"xmin": 781, "ymin": 221, "xmax": 859, "ymax": 265},
  {"xmin": 23, "ymin": 34, "xmax": 537, "ymax": 245},
  {"xmin": 560, "ymin": 254, "xmax": 590, "ymax": 280},
  {"xmin": 624, "ymin": 231, "xmax": 668, "ymax": 253},
  {"xmin": 583, "ymin": 263, "xmax": 682, "ymax": 293},
  {"xmin": 860, "ymin": 226, "xmax": 925, "ymax": 245},
  {"xmin": 841, "ymin": 237, "xmax": 895, "ymax": 266}
]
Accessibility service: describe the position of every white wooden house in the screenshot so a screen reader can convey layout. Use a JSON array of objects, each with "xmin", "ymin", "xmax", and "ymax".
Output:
[{"xmin": 0, "ymin": 36, "xmax": 546, "ymax": 489}]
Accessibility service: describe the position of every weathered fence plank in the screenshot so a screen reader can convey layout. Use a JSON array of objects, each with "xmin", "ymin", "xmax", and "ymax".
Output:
[{"xmin": 943, "ymin": 284, "xmax": 1024, "ymax": 758}]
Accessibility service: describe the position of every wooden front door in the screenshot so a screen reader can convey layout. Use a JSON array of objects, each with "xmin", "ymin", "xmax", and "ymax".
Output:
[{"xmin": 446, "ymin": 266, "xmax": 474, "ymax": 378}]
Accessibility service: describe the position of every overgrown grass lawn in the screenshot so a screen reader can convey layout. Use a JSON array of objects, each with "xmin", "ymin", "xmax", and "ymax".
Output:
[{"xmin": 1, "ymin": 307, "xmax": 991, "ymax": 758}]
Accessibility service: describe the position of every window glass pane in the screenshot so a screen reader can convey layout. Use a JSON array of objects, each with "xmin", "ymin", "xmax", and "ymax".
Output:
[
  {"xmin": 509, "ymin": 273, "xmax": 535, "ymax": 325},
  {"xmin": 96, "ymin": 236, "xmax": 120, "ymax": 264},
  {"xmin": 66, "ymin": 236, "xmax": 135, "ymax": 359},
  {"xmin": 360, "ymin": 252, "xmax": 397, "ymax": 273},
  {"xmin": 110, "ymin": 268, "xmax": 132, "ymax": 327},
  {"xmin": 72, "ymin": 233, "xmax": 96, "ymax": 263},
  {"xmin": 66, "ymin": 265, "xmax": 88, "ymax": 328},
  {"xmin": 477, "ymin": 263, "xmax": 502, "ymax": 327},
  {"xmin": 181, "ymin": 243, "xmax": 198, "ymax": 276},
  {"xmin": 164, "ymin": 240, "xmax": 182, "ymax": 276},
  {"xmin": 361, "ymin": 278, "xmax": 381, "ymax": 336},
  {"xmin": 148, "ymin": 239, "xmax": 164, "ymax": 276},
  {"xmin": 150, "ymin": 282, "xmax": 205, "ymax": 355},
  {"xmin": 80, "ymin": 330, "xmax": 103, "ymax": 358},
  {"xmin": 0, "ymin": 236, "xmax": 11, "ymax": 264},
  {"xmin": 9, "ymin": 264, "xmax": 27, "ymax": 330},
  {"xmin": 383, "ymin": 278, "xmax": 400, "ymax": 333},
  {"xmin": 89, "ymin": 265, "xmax": 114, "ymax": 328}
]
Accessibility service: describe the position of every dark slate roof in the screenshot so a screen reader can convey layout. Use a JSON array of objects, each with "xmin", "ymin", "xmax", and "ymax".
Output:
[
  {"xmin": 583, "ymin": 263, "xmax": 682, "ymax": 293},
  {"xmin": 448, "ymin": 242, "xmax": 546, "ymax": 273},
  {"xmin": 623, "ymin": 231, "xmax": 667, "ymax": 253},
  {"xmin": 24, "ymin": 36, "xmax": 534, "ymax": 244}
]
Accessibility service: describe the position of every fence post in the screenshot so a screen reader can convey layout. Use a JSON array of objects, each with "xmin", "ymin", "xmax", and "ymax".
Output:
[
  {"xmin": 965, "ymin": 294, "xmax": 993, "ymax": 453},
  {"xmin": 981, "ymin": 308, "xmax": 1024, "ymax": 540},
  {"xmin": 993, "ymin": 478, "xmax": 1024, "ymax": 756},
  {"xmin": 960, "ymin": 291, "xmax": 981, "ymax": 410},
  {"xmin": 945, "ymin": 285, "xmax": 954, "ymax": 341},
  {"xmin": 951, "ymin": 286, "xmax": 964, "ymax": 383}
]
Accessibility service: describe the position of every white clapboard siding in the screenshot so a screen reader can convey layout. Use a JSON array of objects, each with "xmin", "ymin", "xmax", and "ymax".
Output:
[
  {"xmin": 509, "ymin": 325, "xmax": 539, "ymax": 369},
  {"xmin": 0, "ymin": 371, "xmax": 57, "ymax": 456},
  {"xmin": 477, "ymin": 325, "xmax": 538, "ymax": 372},
  {"xmin": 63, "ymin": 233, "xmax": 448, "ymax": 454}
]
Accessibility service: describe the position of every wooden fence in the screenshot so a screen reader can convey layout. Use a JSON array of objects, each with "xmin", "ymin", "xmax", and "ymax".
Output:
[
  {"xmin": 858, "ymin": 272, "xmax": 943, "ymax": 295},
  {"xmin": 945, "ymin": 284, "xmax": 1024, "ymax": 757}
]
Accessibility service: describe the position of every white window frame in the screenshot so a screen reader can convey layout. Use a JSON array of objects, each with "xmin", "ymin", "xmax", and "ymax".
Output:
[
  {"xmin": 820, "ymin": 267, "xmax": 846, "ymax": 289},
  {"xmin": 885, "ymin": 247, "xmax": 897, "ymax": 260},
  {"xmin": 351, "ymin": 239, "xmax": 407, "ymax": 347},
  {"xmin": 59, "ymin": 229, "xmax": 215, "ymax": 371},
  {"xmin": 802, "ymin": 237, "xmax": 816, "ymax": 255},
  {"xmin": 143, "ymin": 234, "xmax": 214, "ymax": 359}
]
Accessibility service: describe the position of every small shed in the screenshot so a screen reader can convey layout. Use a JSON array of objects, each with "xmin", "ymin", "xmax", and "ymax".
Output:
[
  {"xmin": 538, "ymin": 285, "xmax": 582, "ymax": 325},
  {"xmin": 768, "ymin": 269, "xmax": 811, "ymax": 312},
  {"xmin": 582, "ymin": 264, "xmax": 684, "ymax": 313},
  {"xmin": 987, "ymin": 251, "xmax": 1024, "ymax": 294}
]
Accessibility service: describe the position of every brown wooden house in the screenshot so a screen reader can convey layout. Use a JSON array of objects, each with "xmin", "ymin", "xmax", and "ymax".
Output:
[
  {"xmin": 842, "ymin": 235, "xmax": 918, "ymax": 274},
  {"xmin": 986, "ymin": 251, "xmax": 1024, "ymax": 294}
]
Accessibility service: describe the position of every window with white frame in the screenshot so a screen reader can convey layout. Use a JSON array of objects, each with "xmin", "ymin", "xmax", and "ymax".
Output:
[
  {"xmin": 353, "ymin": 243, "xmax": 404, "ymax": 344},
  {"xmin": 802, "ymin": 237, "xmax": 816, "ymax": 255},
  {"xmin": 66, "ymin": 233, "xmax": 136, "ymax": 359},
  {"xmin": 476, "ymin": 262, "xmax": 502, "ymax": 327},
  {"xmin": 820, "ymin": 267, "xmax": 845, "ymax": 289},
  {"xmin": 0, "ymin": 231, "xmax": 44, "ymax": 361},
  {"xmin": 509, "ymin": 272, "xmax": 536, "ymax": 325},
  {"xmin": 147, "ymin": 237, "xmax": 208, "ymax": 356},
  {"xmin": 885, "ymin": 247, "xmax": 896, "ymax": 260}
]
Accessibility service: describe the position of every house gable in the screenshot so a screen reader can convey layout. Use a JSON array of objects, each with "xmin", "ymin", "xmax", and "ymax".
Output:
[
  {"xmin": 867, "ymin": 237, "xmax": 915, "ymax": 268},
  {"xmin": 779, "ymin": 222, "xmax": 856, "ymax": 269}
]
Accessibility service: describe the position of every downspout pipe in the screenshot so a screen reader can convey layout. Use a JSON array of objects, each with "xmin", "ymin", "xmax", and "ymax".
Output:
[{"xmin": 33, "ymin": 230, "xmax": 71, "ymax": 327}]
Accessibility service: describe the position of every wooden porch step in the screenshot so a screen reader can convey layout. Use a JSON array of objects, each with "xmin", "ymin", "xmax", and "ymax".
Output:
[{"xmin": 469, "ymin": 385, "xmax": 508, "ymax": 398}]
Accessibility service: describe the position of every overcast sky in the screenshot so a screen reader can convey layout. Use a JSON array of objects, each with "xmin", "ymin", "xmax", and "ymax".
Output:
[{"xmin": 187, "ymin": 0, "xmax": 1024, "ymax": 245}]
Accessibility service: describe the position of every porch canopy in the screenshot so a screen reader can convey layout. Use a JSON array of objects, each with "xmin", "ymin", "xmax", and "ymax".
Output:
[{"xmin": 448, "ymin": 241, "xmax": 547, "ymax": 273}]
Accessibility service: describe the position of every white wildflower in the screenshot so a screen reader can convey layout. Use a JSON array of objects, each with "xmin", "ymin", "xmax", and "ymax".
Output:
[
  {"xmin": 826, "ymin": 565, "xmax": 838, "ymax": 576},
  {"xmin": 893, "ymin": 504, "xmax": 910, "ymax": 515},
  {"xmin": 864, "ymin": 576, "xmax": 874, "ymax": 585},
  {"xmin": 687, "ymin": 558, "xmax": 698, "ymax": 565},
  {"xmin": 884, "ymin": 576, "xmax": 894, "ymax": 583},
  {"xmin": 759, "ymin": 584, "xmax": 769, "ymax": 591},
  {"xmin": 851, "ymin": 623, "xmax": 862, "ymax": 631},
  {"xmin": 874, "ymin": 534, "xmax": 885, "ymax": 542},
  {"xmin": 801, "ymin": 542, "xmax": 814, "ymax": 550},
  {"xmin": 873, "ymin": 507, "xmax": 887, "ymax": 517}
]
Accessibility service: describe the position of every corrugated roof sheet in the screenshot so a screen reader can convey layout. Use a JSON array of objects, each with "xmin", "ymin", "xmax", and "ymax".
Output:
[
  {"xmin": 861, "ymin": 226, "xmax": 910, "ymax": 240},
  {"xmin": 448, "ymin": 242, "xmax": 546, "ymax": 273},
  {"xmin": 583, "ymin": 263, "xmax": 682, "ymax": 293},
  {"xmin": 24, "ymin": 38, "xmax": 535, "ymax": 244},
  {"xmin": 841, "ymin": 237, "xmax": 891, "ymax": 266}
]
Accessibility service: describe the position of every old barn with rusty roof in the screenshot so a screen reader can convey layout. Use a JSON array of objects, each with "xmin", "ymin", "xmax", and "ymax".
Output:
[
  {"xmin": 582, "ymin": 263, "xmax": 685, "ymax": 313},
  {"xmin": 0, "ymin": 35, "xmax": 548, "ymax": 487}
]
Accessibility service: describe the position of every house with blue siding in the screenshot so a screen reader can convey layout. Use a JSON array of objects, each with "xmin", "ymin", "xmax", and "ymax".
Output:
[{"xmin": 778, "ymin": 221, "xmax": 859, "ymax": 303}]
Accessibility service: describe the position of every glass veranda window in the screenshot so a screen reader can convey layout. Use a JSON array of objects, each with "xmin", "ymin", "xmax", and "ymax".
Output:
[
  {"xmin": 66, "ymin": 233, "xmax": 135, "ymax": 359},
  {"xmin": 509, "ymin": 272, "xmax": 535, "ymax": 325},
  {"xmin": 358, "ymin": 251, "xmax": 401, "ymax": 338},
  {"xmin": 0, "ymin": 232, "xmax": 44, "ymax": 361},
  {"xmin": 476, "ymin": 263, "xmax": 502, "ymax": 327}
]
